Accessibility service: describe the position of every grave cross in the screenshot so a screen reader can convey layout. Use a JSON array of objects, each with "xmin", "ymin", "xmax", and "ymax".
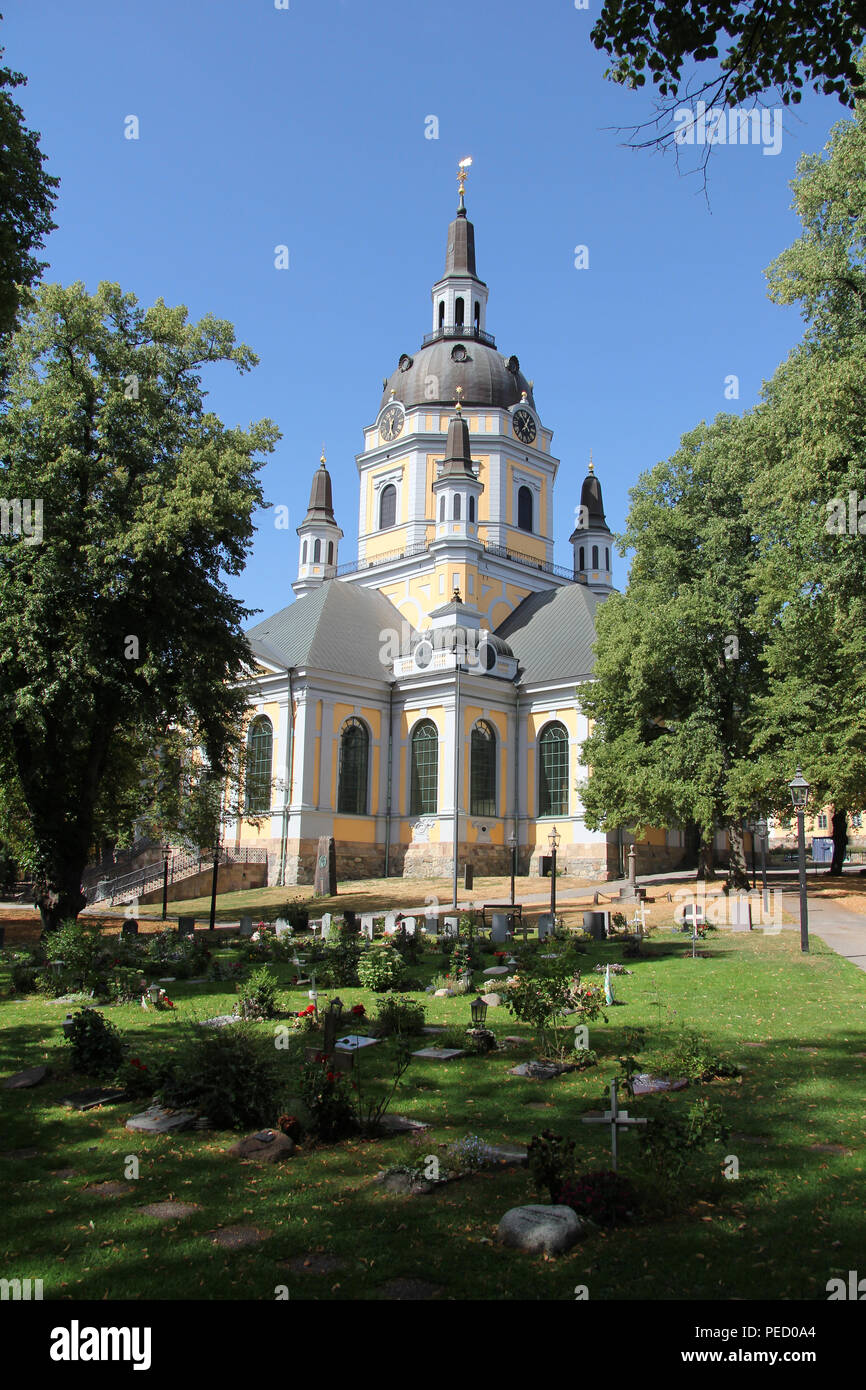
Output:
[{"xmin": 582, "ymin": 1080, "xmax": 647, "ymax": 1171}]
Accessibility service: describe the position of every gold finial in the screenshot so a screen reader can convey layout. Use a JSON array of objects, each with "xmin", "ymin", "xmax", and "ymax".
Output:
[
  {"xmin": 455, "ymin": 386, "xmax": 463, "ymax": 414},
  {"xmin": 520, "ymin": 390, "xmax": 527, "ymax": 402},
  {"xmin": 588, "ymin": 449, "xmax": 594, "ymax": 475},
  {"xmin": 320, "ymin": 444, "xmax": 326, "ymax": 465},
  {"xmin": 457, "ymin": 156, "xmax": 472, "ymax": 206},
  {"xmin": 390, "ymin": 388, "xmax": 396, "ymax": 399}
]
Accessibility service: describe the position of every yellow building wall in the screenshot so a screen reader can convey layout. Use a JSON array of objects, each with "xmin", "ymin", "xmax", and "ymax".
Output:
[
  {"xmin": 398, "ymin": 706, "xmax": 446, "ymax": 840},
  {"xmin": 236, "ymin": 700, "xmax": 282, "ymax": 845},
  {"xmin": 527, "ymin": 706, "xmax": 578, "ymax": 835}
]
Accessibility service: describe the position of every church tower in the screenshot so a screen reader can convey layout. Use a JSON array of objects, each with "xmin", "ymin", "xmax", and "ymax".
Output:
[
  {"xmin": 570, "ymin": 457, "xmax": 614, "ymax": 595},
  {"xmin": 293, "ymin": 453, "xmax": 343, "ymax": 597}
]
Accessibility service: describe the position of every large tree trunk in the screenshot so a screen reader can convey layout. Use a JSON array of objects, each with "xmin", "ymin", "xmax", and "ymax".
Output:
[
  {"xmin": 830, "ymin": 807, "xmax": 849, "ymax": 875},
  {"xmin": 726, "ymin": 822, "xmax": 751, "ymax": 891},
  {"xmin": 37, "ymin": 860, "xmax": 88, "ymax": 933},
  {"xmin": 696, "ymin": 830, "xmax": 717, "ymax": 880}
]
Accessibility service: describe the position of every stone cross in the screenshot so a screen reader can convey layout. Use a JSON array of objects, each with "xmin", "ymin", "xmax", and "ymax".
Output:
[{"xmin": 582, "ymin": 1080, "xmax": 647, "ymax": 1171}]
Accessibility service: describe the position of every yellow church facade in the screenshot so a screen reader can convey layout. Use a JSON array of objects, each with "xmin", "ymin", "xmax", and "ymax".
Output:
[{"xmin": 224, "ymin": 180, "xmax": 688, "ymax": 885}]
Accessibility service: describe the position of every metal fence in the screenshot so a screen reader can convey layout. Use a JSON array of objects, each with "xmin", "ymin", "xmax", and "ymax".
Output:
[{"xmin": 83, "ymin": 846, "xmax": 268, "ymax": 907}]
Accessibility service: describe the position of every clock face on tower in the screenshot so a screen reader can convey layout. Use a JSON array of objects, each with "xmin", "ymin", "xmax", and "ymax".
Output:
[
  {"xmin": 379, "ymin": 404, "xmax": 404, "ymax": 442},
  {"xmin": 512, "ymin": 408, "xmax": 537, "ymax": 444}
]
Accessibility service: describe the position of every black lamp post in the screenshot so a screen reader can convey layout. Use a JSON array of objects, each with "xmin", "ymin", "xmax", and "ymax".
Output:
[
  {"xmin": 548, "ymin": 825, "xmax": 561, "ymax": 923},
  {"xmin": 789, "ymin": 769, "xmax": 810, "ymax": 953},
  {"xmin": 507, "ymin": 830, "xmax": 517, "ymax": 907},
  {"xmin": 470, "ymin": 995, "xmax": 488, "ymax": 1027},
  {"xmin": 756, "ymin": 816, "xmax": 769, "ymax": 914},
  {"xmin": 161, "ymin": 842, "xmax": 171, "ymax": 922}
]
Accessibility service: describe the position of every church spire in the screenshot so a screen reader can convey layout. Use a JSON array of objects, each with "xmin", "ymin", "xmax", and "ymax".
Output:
[
  {"xmin": 294, "ymin": 451, "xmax": 343, "ymax": 598},
  {"xmin": 431, "ymin": 159, "xmax": 489, "ymax": 337},
  {"xmin": 570, "ymin": 455, "xmax": 614, "ymax": 596}
]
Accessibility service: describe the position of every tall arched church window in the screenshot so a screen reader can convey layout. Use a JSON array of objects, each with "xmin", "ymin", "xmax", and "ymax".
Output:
[
  {"xmin": 439, "ymin": 301, "xmax": 445, "ymax": 329},
  {"xmin": 517, "ymin": 485, "xmax": 533, "ymax": 532},
  {"xmin": 468, "ymin": 495, "xmax": 475, "ymax": 522},
  {"xmin": 410, "ymin": 720, "xmax": 438, "ymax": 815},
  {"xmin": 470, "ymin": 720, "xmax": 497, "ymax": 817},
  {"xmin": 337, "ymin": 717, "xmax": 369, "ymax": 815},
  {"xmin": 313, "ymin": 538, "xmax": 321, "ymax": 563},
  {"xmin": 327, "ymin": 541, "xmax": 334, "ymax": 565},
  {"xmin": 379, "ymin": 484, "xmax": 397, "ymax": 530},
  {"xmin": 439, "ymin": 495, "xmax": 445, "ymax": 521},
  {"xmin": 579, "ymin": 546, "xmax": 585, "ymax": 571},
  {"xmin": 474, "ymin": 300, "xmax": 480, "ymax": 328},
  {"xmin": 592, "ymin": 544, "xmax": 599, "ymax": 568},
  {"xmin": 538, "ymin": 721, "xmax": 569, "ymax": 818},
  {"xmin": 301, "ymin": 540, "xmax": 308, "ymax": 565},
  {"xmin": 605, "ymin": 546, "xmax": 609, "ymax": 569},
  {"xmin": 245, "ymin": 716, "xmax": 273, "ymax": 814},
  {"xmin": 455, "ymin": 296, "xmax": 464, "ymax": 325},
  {"xmin": 453, "ymin": 494, "xmax": 461, "ymax": 521}
]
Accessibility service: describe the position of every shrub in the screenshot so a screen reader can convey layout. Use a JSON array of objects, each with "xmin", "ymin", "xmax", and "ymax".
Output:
[
  {"xmin": 527, "ymin": 1129, "xmax": 576, "ymax": 1203},
  {"xmin": 114, "ymin": 1054, "xmax": 154, "ymax": 1100},
  {"xmin": 236, "ymin": 965, "xmax": 281, "ymax": 1020},
  {"xmin": 371, "ymin": 993, "xmax": 426, "ymax": 1037},
  {"xmin": 667, "ymin": 1030, "xmax": 741, "ymax": 1083},
  {"xmin": 156, "ymin": 1023, "xmax": 290, "ymax": 1129},
  {"xmin": 558, "ymin": 1170, "xmax": 640, "ymax": 1225},
  {"xmin": 318, "ymin": 935, "xmax": 362, "ymax": 987},
  {"xmin": 207, "ymin": 955, "xmax": 245, "ymax": 982},
  {"xmin": 450, "ymin": 940, "xmax": 480, "ymax": 974},
  {"xmin": 447, "ymin": 1134, "xmax": 496, "ymax": 1173},
  {"xmin": 357, "ymin": 945, "xmax": 407, "ymax": 992},
  {"xmin": 10, "ymin": 960, "xmax": 41, "ymax": 993},
  {"xmin": 299, "ymin": 1059, "xmax": 356, "ymax": 1140},
  {"xmin": 63, "ymin": 1008, "xmax": 125, "ymax": 1078},
  {"xmin": 639, "ymin": 1095, "xmax": 729, "ymax": 1180},
  {"xmin": 503, "ymin": 968, "xmax": 607, "ymax": 1061},
  {"xmin": 45, "ymin": 919, "xmax": 111, "ymax": 993},
  {"xmin": 389, "ymin": 924, "xmax": 422, "ymax": 966},
  {"xmin": 146, "ymin": 929, "xmax": 210, "ymax": 979}
]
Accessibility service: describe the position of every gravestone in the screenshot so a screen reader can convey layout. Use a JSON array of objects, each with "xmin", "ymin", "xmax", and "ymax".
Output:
[
  {"xmin": 442, "ymin": 916, "xmax": 458, "ymax": 938},
  {"xmin": 313, "ymin": 834, "xmax": 337, "ymax": 897},
  {"xmin": 62, "ymin": 1087, "xmax": 128, "ymax": 1111},
  {"xmin": 424, "ymin": 911, "xmax": 438, "ymax": 934},
  {"xmin": 537, "ymin": 913, "xmax": 553, "ymax": 941},
  {"xmin": 335, "ymin": 1034, "xmax": 380, "ymax": 1052},
  {"xmin": 121, "ymin": 919, "xmax": 139, "ymax": 937},
  {"xmin": 730, "ymin": 895, "xmax": 752, "ymax": 932},
  {"xmin": 177, "ymin": 917, "xmax": 196, "ymax": 937},
  {"xmin": 319, "ymin": 912, "xmax": 332, "ymax": 940},
  {"xmin": 583, "ymin": 910, "xmax": 607, "ymax": 941},
  {"xmin": 227, "ymin": 1131, "xmax": 295, "ymax": 1164},
  {"xmin": 0, "ymin": 926, "xmax": 4, "ymax": 947},
  {"xmin": 361, "ymin": 914, "xmax": 375, "ymax": 941},
  {"xmin": 239, "ymin": 916, "xmax": 254, "ymax": 937},
  {"xmin": 383, "ymin": 911, "xmax": 398, "ymax": 934},
  {"xmin": 402, "ymin": 916, "xmax": 417, "ymax": 935},
  {"xmin": 274, "ymin": 918, "xmax": 292, "ymax": 938},
  {"xmin": 411, "ymin": 1047, "xmax": 465, "ymax": 1061},
  {"xmin": 491, "ymin": 912, "xmax": 510, "ymax": 944},
  {"xmin": 126, "ymin": 1104, "xmax": 197, "ymax": 1134},
  {"xmin": 604, "ymin": 963, "xmax": 615, "ymax": 1006},
  {"xmin": 4, "ymin": 1065, "xmax": 49, "ymax": 1090},
  {"xmin": 497, "ymin": 1205, "xmax": 583, "ymax": 1255},
  {"xmin": 464, "ymin": 863, "xmax": 474, "ymax": 890}
]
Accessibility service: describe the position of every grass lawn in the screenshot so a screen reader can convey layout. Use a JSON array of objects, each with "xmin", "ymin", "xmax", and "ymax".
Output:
[{"xmin": 1, "ymin": 919, "xmax": 864, "ymax": 1302}]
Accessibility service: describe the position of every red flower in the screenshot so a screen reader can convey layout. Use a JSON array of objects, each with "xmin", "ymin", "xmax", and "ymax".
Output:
[
  {"xmin": 326, "ymin": 1072, "xmax": 336, "ymax": 1082},
  {"xmin": 351, "ymin": 1003, "xmax": 366, "ymax": 1016}
]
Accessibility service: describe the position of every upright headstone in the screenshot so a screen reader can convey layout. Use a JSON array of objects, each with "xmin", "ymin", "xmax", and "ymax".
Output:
[
  {"xmin": 464, "ymin": 863, "xmax": 474, "ymax": 890},
  {"xmin": 320, "ymin": 912, "xmax": 332, "ymax": 940},
  {"xmin": 402, "ymin": 916, "xmax": 417, "ymax": 935},
  {"xmin": 383, "ymin": 911, "xmax": 398, "ymax": 935},
  {"xmin": 314, "ymin": 835, "xmax": 337, "ymax": 897},
  {"xmin": 239, "ymin": 916, "xmax": 254, "ymax": 937},
  {"xmin": 360, "ymin": 913, "xmax": 374, "ymax": 941},
  {"xmin": 424, "ymin": 910, "xmax": 438, "ymax": 934},
  {"xmin": 274, "ymin": 918, "xmax": 292, "ymax": 938},
  {"xmin": 491, "ymin": 912, "xmax": 510, "ymax": 944},
  {"xmin": 442, "ymin": 916, "xmax": 459, "ymax": 938},
  {"xmin": 177, "ymin": 917, "xmax": 196, "ymax": 937},
  {"xmin": 537, "ymin": 913, "xmax": 552, "ymax": 941},
  {"xmin": 121, "ymin": 919, "xmax": 139, "ymax": 937}
]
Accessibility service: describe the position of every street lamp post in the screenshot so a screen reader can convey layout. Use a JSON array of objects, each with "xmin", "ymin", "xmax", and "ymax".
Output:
[
  {"xmin": 507, "ymin": 830, "xmax": 517, "ymax": 907},
  {"xmin": 756, "ymin": 817, "xmax": 769, "ymax": 915},
  {"xmin": 161, "ymin": 842, "xmax": 171, "ymax": 922},
  {"xmin": 548, "ymin": 825, "xmax": 561, "ymax": 924},
  {"xmin": 788, "ymin": 769, "xmax": 810, "ymax": 953}
]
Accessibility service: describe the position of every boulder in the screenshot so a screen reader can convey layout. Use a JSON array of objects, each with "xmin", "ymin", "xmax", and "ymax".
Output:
[
  {"xmin": 433, "ymin": 988, "xmax": 454, "ymax": 998},
  {"xmin": 480, "ymin": 993, "xmax": 501, "ymax": 1007},
  {"xmin": 227, "ymin": 1130, "xmax": 296, "ymax": 1163},
  {"xmin": 498, "ymin": 1204, "xmax": 584, "ymax": 1256}
]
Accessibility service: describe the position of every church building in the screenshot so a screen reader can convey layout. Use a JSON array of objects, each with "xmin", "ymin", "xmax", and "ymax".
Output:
[{"xmin": 227, "ymin": 172, "xmax": 686, "ymax": 884}]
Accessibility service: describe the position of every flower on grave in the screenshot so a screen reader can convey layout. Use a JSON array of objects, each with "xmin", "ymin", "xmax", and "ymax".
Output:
[
  {"xmin": 351, "ymin": 1003, "xmax": 366, "ymax": 1017},
  {"xmin": 251, "ymin": 931, "xmax": 261, "ymax": 942},
  {"xmin": 130, "ymin": 1058, "xmax": 148, "ymax": 1070}
]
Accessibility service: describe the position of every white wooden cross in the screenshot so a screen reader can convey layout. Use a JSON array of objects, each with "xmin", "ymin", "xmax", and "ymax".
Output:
[{"xmin": 582, "ymin": 1081, "xmax": 647, "ymax": 1171}]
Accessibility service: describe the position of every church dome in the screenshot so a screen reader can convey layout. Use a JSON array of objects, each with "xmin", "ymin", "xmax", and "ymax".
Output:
[
  {"xmin": 381, "ymin": 338, "xmax": 535, "ymax": 411},
  {"xmin": 410, "ymin": 626, "xmax": 514, "ymax": 663}
]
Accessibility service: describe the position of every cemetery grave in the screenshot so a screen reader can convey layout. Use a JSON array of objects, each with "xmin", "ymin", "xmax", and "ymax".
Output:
[{"xmin": 0, "ymin": 903, "xmax": 864, "ymax": 1302}]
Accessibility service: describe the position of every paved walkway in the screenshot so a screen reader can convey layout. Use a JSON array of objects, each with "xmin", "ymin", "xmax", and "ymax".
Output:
[{"xmin": 779, "ymin": 889, "xmax": 866, "ymax": 974}]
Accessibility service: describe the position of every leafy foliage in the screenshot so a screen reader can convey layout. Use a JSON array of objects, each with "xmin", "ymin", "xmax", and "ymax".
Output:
[
  {"xmin": 156, "ymin": 1022, "xmax": 289, "ymax": 1130},
  {"xmin": 371, "ymin": 993, "xmax": 426, "ymax": 1037},
  {"xmin": 639, "ymin": 1095, "xmax": 729, "ymax": 1179},
  {"xmin": 558, "ymin": 1170, "xmax": 640, "ymax": 1226},
  {"xmin": 357, "ymin": 945, "xmax": 407, "ymax": 993},
  {"xmin": 527, "ymin": 1129, "xmax": 576, "ymax": 1203},
  {"xmin": 63, "ymin": 1008, "xmax": 125, "ymax": 1078},
  {"xmin": 235, "ymin": 965, "xmax": 281, "ymax": 1021}
]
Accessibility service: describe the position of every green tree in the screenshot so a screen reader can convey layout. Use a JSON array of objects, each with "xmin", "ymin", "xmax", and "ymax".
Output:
[
  {"xmin": 741, "ymin": 97, "xmax": 866, "ymax": 870},
  {"xmin": 0, "ymin": 281, "xmax": 279, "ymax": 928},
  {"xmin": 0, "ymin": 20, "xmax": 59, "ymax": 341},
  {"xmin": 579, "ymin": 416, "xmax": 765, "ymax": 885},
  {"xmin": 591, "ymin": 2, "xmax": 866, "ymax": 154}
]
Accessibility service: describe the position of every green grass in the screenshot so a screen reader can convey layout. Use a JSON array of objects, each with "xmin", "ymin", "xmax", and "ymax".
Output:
[{"xmin": 1, "ymin": 926, "xmax": 864, "ymax": 1301}]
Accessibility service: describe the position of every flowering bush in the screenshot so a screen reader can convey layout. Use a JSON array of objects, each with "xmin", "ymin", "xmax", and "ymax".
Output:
[
  {"xmin": 357, "ymin": 944, "xmax": 407, "ymax": 992},
  {"xmin": 557, "ymin": 1170, "xmax": 639, "ymax": 1226},
  {"xmin": 114, "ymin": 1054, "xmax": 154, "ymax": 1099},
  {"xmin": 291, "ymin": 1003, "xmax": 319, "ymax": 1033},
  {"xmin": 503, "ymin": 969, "xmax": 607, "ymax": 1060},
  {"xmin": 371, "ymin": 993, "xmax": 426, "ymax": 1037},
  {"xmin": 299, "ymin": 1059, "xmax": 356, "ymax": 1140},
  {"xmin": 146, "ymin": 930, "xmax": 210, "ymax": 978},
  {"xmin": 447, "ymin": 1134, "xmax": 497, "ymax": 1173}
]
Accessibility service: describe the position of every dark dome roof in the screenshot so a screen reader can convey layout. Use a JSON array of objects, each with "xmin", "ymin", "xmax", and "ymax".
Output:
[
  {"xmin": 381, "ymin": 338, "xmax": 535, "ymax": 411},
  {"xmin": 579, "ymin": 470, "xmax": 608, "ymax": 528}
]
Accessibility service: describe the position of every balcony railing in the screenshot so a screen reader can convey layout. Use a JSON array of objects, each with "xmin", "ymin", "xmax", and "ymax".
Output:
[
  {"xmin": 421, "ymin": 323, "xmax": 496, "ymax": 348},
  {"xmin": 336, "ymin": 539, "xmax": 575, "ymax": 583}
]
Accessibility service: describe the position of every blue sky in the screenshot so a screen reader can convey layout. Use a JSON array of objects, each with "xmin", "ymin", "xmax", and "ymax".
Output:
[{"xmin": 4, "ymin": 0, "xmax": 846, "ymax": 621}]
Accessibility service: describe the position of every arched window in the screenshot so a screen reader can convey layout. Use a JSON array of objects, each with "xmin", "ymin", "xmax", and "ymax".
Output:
[
  {"xmin": 379, "ymin": 484, "xmax": 396, "ymax": 529},
  {"xmin": 327, "ymin": 541, "xmax": 334, "ymax": 565},
  {"xmin": 337, "ymin": 717, "xmax": 369, "ymax": 815},
  {"xmin": 517, "ymin": 485, "xmax": 533, "ymax": 532},
  {"xmin": 410, "ymin": 720, "xmax": 438, "ymax": 815},
  {"xmin": 313, "ymin": 538, "xmax": 321, "ymax": 563},
  {"xmin": 439, "ymin": 301, "xmax": 445, "ymax": 329},
  {"xmin": 538, "ymin": 721, "xmax": 569, "ymax": 818},
  {"xmin": 455, "ymin": 295, "xmax": 464, "ymax": 325},
  {"xmin": 245, "ymin": 716, "xmax": 273, "ymax": 814},
  {"xmin": 474, "ymin": 300, "xmax": 480, "ymax": 328},
  {"xmin": 592, "ymin": 544, "xmax": 599, "ymax": 569},
  {"xmin": 453, "ymin": 494, "xmax": 461, "ymax": 521},
  {"xmin": 301, "ymin": 539, "xmax": 307, "ymax": 565},
  {"xmin": 468, "ymin": 495, "xmax": 475, "ymax": 523},
  {"xmin": 439, "ymin": 495, "xmax": 445, "ymax": 521},
  {"xmin": 605, "ymin": 546, "xmax": 609, "ymax": 570},
  {"xmin": 470, "ymin": 720, "xmax": 496, "ymax": 817},
  {"xmin": 578, "ymin": 545, "xmax": 585, "ymax": 571}
]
